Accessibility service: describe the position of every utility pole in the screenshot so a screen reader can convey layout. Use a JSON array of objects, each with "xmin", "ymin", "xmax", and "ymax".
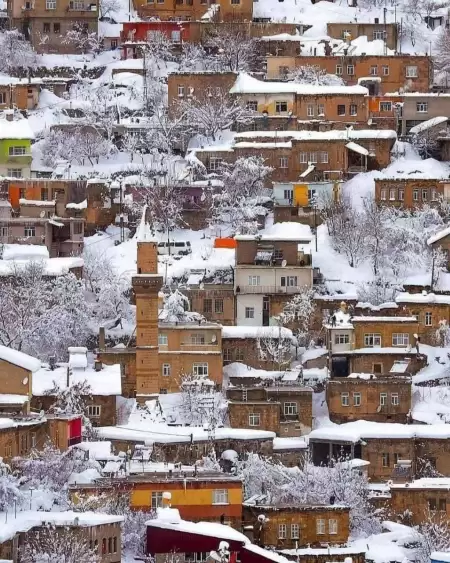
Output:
[{"xmin": 119, "ymin": 179, "xmax": 125, "ymax": 243}]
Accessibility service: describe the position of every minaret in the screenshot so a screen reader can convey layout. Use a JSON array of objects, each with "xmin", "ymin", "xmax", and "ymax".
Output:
[{"xmin": 132, "ymin": 207, "xmax": 163, "ymax": 399}]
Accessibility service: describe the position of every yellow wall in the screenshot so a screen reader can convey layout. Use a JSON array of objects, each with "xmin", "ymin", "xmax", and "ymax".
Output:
[{"xmin": 131, "ymin": 486, "xmax": 242, "ymax": 508}]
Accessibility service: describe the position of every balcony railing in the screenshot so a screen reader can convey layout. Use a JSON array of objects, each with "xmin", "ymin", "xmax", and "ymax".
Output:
[
  {"xmin": 236, "ymin": 285, "xmax": 303, "ymax": 295},
  {"xmin": 179, "ymin": 344, "xmax": 219, "ymax": 352}
]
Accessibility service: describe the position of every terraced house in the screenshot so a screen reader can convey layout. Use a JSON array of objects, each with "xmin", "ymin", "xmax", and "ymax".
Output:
[{"xmin": 0, "ymin": 112, "xmax": 34, "ymax": 178}]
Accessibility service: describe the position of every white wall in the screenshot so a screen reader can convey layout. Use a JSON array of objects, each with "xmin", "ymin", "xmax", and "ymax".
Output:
[
  {"xmin": 236, "ymin": 294, "xmax": 264, "ymax": 326},
  {"xmin": 235, "ymin": 266, "xmax": 312, "ymax": 290}
]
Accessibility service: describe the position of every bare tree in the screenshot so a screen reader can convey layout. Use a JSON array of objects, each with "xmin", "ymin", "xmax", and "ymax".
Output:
[
  {"xmin": 62, "ymin": 24, "xmax": 101, "ymax": 55},
  {"xmin": 278, "ymin": 288, "xmax": 316, "ymax": 347},
  {"xmin": 204, "ymin": 25, "xmax": 258, "ymax": 72}
]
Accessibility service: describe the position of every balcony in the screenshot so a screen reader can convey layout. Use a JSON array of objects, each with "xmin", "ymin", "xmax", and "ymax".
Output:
[
  {"xmin": 236, "ymin": 285, "xmax": 303, "ymax": 295},
  {"xmin": 7, "ymin": 153, "xmax": 32, "ymax": 164},
  {"xmin": 179, "ymin": 344, "xmax": 219, "ymax": 352}
]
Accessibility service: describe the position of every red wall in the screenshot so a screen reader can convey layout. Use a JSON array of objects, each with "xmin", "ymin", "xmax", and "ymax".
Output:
[{"xmin": 121, "ymin": 21, "xmax": 191, "ymax": 43}]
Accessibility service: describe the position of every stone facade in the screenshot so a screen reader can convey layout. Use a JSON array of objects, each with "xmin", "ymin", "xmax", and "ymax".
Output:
[
  {"xmin": 185, "ymin": 285, "xmax": 236, "ymax": 326},
  {"xmin": 326, "ymin": 22, "xmax": 398, "ymax": 50},
  {"xmin": 31, "ymin": 394, "xmax": 118, "ymax": 427},
  {"xmin": 132, "ymin": 0, "xmax": 253, "ymax": 23},
  {"xmin": 389, "ymin": 483, "xmax": 450, "ymax": 525},
  {"xmin": 374, "ymin": 178, "xmax": 444, "ymax": 209}
]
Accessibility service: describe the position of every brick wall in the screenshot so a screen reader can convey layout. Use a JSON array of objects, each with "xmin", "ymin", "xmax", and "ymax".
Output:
[{"xmin": 375, "ymin": 178, "xmax": 443, "ymax": 208}]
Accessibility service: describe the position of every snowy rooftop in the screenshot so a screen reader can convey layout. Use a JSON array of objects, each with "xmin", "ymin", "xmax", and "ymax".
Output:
[
  {"xmin": 229, "ymin": 73, "xmax": 368, "ymax": 96},
  {"xmin": 0, "ymin": 345, "xmax": 41, "ymax": 373},
  {"xmin": 0, "ymin": 511, "xmax": 124, "ymax": 543},
  {"xmin": 222, "ymin": 326, "xmax": 296, "ymax": 342},
  {"xmin": 427, "ymin": 226, "xmax": 450, "ymax": 245},
  {"xmin": 351, "ymin": 316, "xmax": 417, "ymax": 322},
  {"xmin": 308, "ymin": 420, "xmax": 450, "ymax": 443},
  {"xmin": 324, "ymin": 310, "xmax": 353, "ymax": 329},
  {"xmin": 32, "ymin": 361, "xmax": 122, "ymax": 396},
  {"xmin": 298, "ymin": 35, "xmax": 396, "ymax": 57},
  {"xmin": 396, "ymin": 292, "xmax": 450, "ymax": 305},
  {"xmin": 409, "ymin": 116, "xmax": 448, "ymax": 134},
  {"xmin": 235, "ymin": 222, "xmax": 313, "ymax": 242},
  {"xmin": 390, "ymin": 478, "xmax": 450, "ymax": 490},
  {"xmin": 0, "ymin": 394, "xmax": 29, "ymax": 404},
  {"xmin": 0, "ymin": 416, "xmax": 46, "ymax": 431},
  {"xmin": 0, "ymin": 115, "xmax": 34, "ymax": 140},
  {"xmin": 235, "ymin": 129, "xmax": 397, "ymax": 142},
  {"xmin": 375, "ymin": 157, "xmax": 450, "ymax": 180}
]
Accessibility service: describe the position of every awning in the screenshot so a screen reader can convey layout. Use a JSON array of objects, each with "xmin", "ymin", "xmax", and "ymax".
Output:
[
  {"xmin": 300, "ymin": 164, "xmax": 315, "ymax": 178},
  {"xmin": 346, "ymin": 141, "xmax": 369, "ymax": 156}
]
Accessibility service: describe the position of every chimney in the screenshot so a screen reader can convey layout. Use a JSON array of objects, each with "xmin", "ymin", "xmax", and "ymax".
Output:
[
  {"xmin": 4, "ymin": 109, "xmax": 14, "ymax": 122},
  {"xmin": 99, "ymin": 326, "xmax": 105, "ymax": 351}
]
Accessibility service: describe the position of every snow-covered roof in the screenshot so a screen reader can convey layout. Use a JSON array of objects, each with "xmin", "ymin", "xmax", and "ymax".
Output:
[
  {"xmin": 391, "ymin": 478, "xmax": 450, "ymax": 490},
  {"xmin": 299, "ymin": 35, "xmax": 396, "ymax": 57},
  {"xmin": 66, "ymin": 199, "xmax": 87, "ymax": 210},
  {"xmin": 396, "ymin": 292, "xmax": 450, "ymax": 305},
  {"xmin": 351, "ymin": 316, "xmax": 417, "ymax": 322},
  {"xmin": 308, "ymin": 420, "xmax": 450, "ymax": 443},
  {"xmin": 0, "ymin": 116, "xmax": 34, "ymax": 140},
  {"xmin": 431, "ymin": 553, "xmax": 450, "ymax": 563},
  {"xmin": 427, "ymin": 226, "xmax": 450, "ymax": 245},
  {"xmin": 235, "ymin": 222, "xmax": 313, "ymax": 242},
  {"xmin": 375, "ymin": 157, "xmax": 450, "ymax": 180},
  {"xmin": 97, "ymin": 424, "xmax": 276, "ymax": 444},
  {"xmin": 273, "ymin": 436, "xmax": 308, "ymax": 450},
  {"xmin": 0, "ymin": 511, "xmax": 124, "ymax": 543},
  {"xmin": 134, "ymin": 204, "xmax": 157, "ymax": 243},
  {"xmin": 0, "ymin": 345, "xmax": 41, "ymax": 372},
  {"xmin": 32, "ymin": 362, "xmax": 122, "ymax": 396},
  {"xmin": 346, "ymin": 141, "xmax": 368, "ymax": 156},
  {"xmin": 19, "ymin": 199, "xmax": 54, "ymax": 207},
  {"xmin": 409, "ymin": 116, "xmax": 448, "ymax": 134},
  {"xmin": 229, "ymin": 73, "xmax": 368, "ymax": 96},
  {"xmin": 222, "ymin": 326, "xmax": 296, "ymax": 341},
  {"xmin": 0, "ymin": 417, "xmax": 45, "ymax": 431},
  {"xmin": 2, "ymin": 244, "xmax": 49, "ymax": 261},
  {"xmin": 0, "ymin": 394, "xmax": 29, "ymax": 404},
  {"xmin": 147, "ymin": 507, "xmax": 250, "ymax": 543},
  {"xmin": 0, "ymin": 256, "xmax": 84, "ymax": 277},
  {"xmin": 244, "ymin": 544, "xmax": 291, "ymax": 563},
  {"xmin": 324, "ymin": 309, "xmax": 353, "ymax": 329}
]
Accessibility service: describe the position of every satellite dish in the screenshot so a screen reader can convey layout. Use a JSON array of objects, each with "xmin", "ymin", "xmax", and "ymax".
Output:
[
  {"xmin": 281, "ymin": 259, "xmax": 287, "ymax": 267},
  {"xmin": 211, "ymin": 335, "xmax": 217, "ymax": 343},
  {"xmin": 376, "ymin": 405, "xmax": 382, "ymax": 413},
  {"xmin": 40, "ymin": 210, "xmax": 46, "ymax": 218},
  {"xmin": 22, "ymin": 377, "xmax": 28, "ymax": 385}
]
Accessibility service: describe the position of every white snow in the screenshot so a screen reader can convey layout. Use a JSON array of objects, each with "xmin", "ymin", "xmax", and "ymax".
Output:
[
  {"xmin": 409, "ymin": 116, "xmax": 448, "ymax": 134},
  {"xmin": 396, "ymin": 292, "xmax": 450, "ymax": 305},
  {"xmin": 0, "ymin": 115, "xmax": 34, "ymax": 140},
  {"xmin": 427, "ymin": 226, "xmax": 450, "ymax": 245},
  {"xmin": 0, "ymin": 345, "xmax": 41, "ymax": 372},
  {"xmin": 66, "ymin": 199, "xmax": 87, "ymax": 210},
  {"xmin": 351, "ymin": 316, "xmax": 417, "ymax": 322},
  {"xmin": 2, "ymin": 244, "xmax": 49, "ymax": 261},
  {"xmin": 431, "ymin": 553, "xmax": 450, "ymax": 563},
  {"xmin": 345, "ymin": 141, "xmax": 369, "ymax": 157},
  {"xmin": 222, "ymin": 326, "xmax": 296, "ymax": 341},
  {"xmin": 235, "ymin": 222, "xmax": 312, "ymax": 242},
  {"xmin": 391, "ymin": 478, "xmax": 450, "ymax": 489},
  {"xmin": 19, "ymin": 199, "xmax": 55, "ymax": 207},
  {"xmin": 0, "ymin": 394, "xmax": 29, "ymax": 404}
]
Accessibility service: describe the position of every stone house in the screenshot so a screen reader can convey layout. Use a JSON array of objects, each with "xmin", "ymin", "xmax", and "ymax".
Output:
[
  {"xmin": 427, "ymin": 226, "xmax": 450, "ymax": 271},
  {"xmin": 374, "ymin": 177, "xmax": 445, "ymax": 208},
  {"xmin": 242, "ymin": 501, "xmax": 350, "ymax": 549},
  {"xmin": 326, "ymin": 374, "xmax": 412, "ymax": 424},
  {"xmin": 266, "ymin": 54, "xmax": 432, "ymax": 95},
  {"xmin": 227, "ymin": 383, "xmax": 313, "ymax": 436},
  {"xmin": 0, "ymin": 512, "xmax": 122, "ymax": 563},
  {"xmin": 131, "ymin": 0, "xmax": 253, "ymax": 23},
  {"xmin": 184, "ymin": 279, "xmax": 236, "ymax": 326},
  {"xmin": 389, "ymin": 478, "xmax": 450, "ymax": 525},
  {"xmin": 326, "ymin": 22, "xmax": 399, "ymax": 51},
  {"xmin": 0, "ymin": 79, "xmax": 41, "ymax": 110},
  {"xmin": 8, "ymin": 0, "xmax": 99, "ymax": 54}
]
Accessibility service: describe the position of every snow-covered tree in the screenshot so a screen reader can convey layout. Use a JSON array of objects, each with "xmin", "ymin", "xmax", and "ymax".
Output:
[
  {"xmin": 436, "ymin": 319, "xmax": 450, "ymax": 346},
  {"xmin": 0, "ymin": 30, "xmax": 37, "ymax": 72},
  {"xmin": 287, "ymin": 65, "xmax": 344, "ymax": 86},
  {"xmin": 46, "ymin": 380, "xmax": 92, "ymax": 416},
  {"xmin": 0, "ymin": 263, "xmax": 91, "ymax": 360},
  {"xmin": 62, "ymin": 24, "xmax": 101, "ymax": 55},
  {"xmin": 159, "ymin": 290, "xmax": 203, "ymax": 323},
  {"xmin": 179, "ymin": 43, "xmax": 215, "ymax": 72},
  {"xmin": 19, "ymin": 525, "xmax": 99, "ymax": 563},
  {"xmin": 414, "ymin": 510, "xmax": 450, "ymax": 563},
  {"xmin": 179, "ymin": 372, "xmax": 227, "ymax": 427},
  {"xmin": 99, "ymin": 0, "xmax": 121, "ymax": 19},
  {"xmin": 180, "ymin": 89, "xmax": 256, "ymax": 141},
  {"xmin": 143, "ymin": 32, "xmax": 174, "ymax": 67},
  {"xmin": 204, "ymin": 25, "xmax": 258, "ymax": 72},
  {"xmin": 0, "ymin": 458, "xmax": 23, "ymax": 512},
  {"xmin": 278, "ymin": 288, "xmax": 316, "ymax": 347},
  {"xmin": 257, "ymin": 332, "xmax": 294, "ymax": 370}
]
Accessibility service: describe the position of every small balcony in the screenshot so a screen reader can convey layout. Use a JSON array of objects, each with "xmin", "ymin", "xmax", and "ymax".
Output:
[
  {"xmin": 236, "ymin": 285, "xmax": 303, "ymax": 295},
  {"xmin": 7, "ymin": 153, "xmax": 32, "ymax": 164}
]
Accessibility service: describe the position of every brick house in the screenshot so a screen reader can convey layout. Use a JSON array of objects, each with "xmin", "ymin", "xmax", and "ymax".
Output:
[
  {"xmin": 398, "ymin": 93, "xmax": 450, "ymax": 135},
  {"xmin": 326, "ymin": 22, "xmax": 399, "ymax": 51},
  {"xmin": 8, "ymin": 0, "xmax": 99, "ymax": 54},
  {"xmin": 326, "ymin": 374, "xmax": 412, "ymax": 424},
  {"xmin": 0, "ymin": 78, "xmax": 41, "ymax": 110},
  {"xmin": 0, "ymin": 512, "xmax": 122, "ymax": 563},
  {"xmin": 427, "ymin": 225, "xmax": 450, "ymax": 270},
  {"xmin": 194, "ymin": 129, "xmax": 397, "ymax": 182},
  {"xmin": 389, "ymin": 478, "xmax": 450, "ymax": 525},
  {"xmin": 375, "ymin": 177, "xmax": 445, "ymax": 208},
  {"xmin": 266, "ymin": 54, "xmax": 432, "ymax": 95},
  {"xmin": 184, "ymin": 276, "xmax": 236, "ymax": 326},
  {"xmin": 243, "ymin": 501, "xmax": 350, "ymax": 549},
  {"xmin": 228, "ymin": 383, "xmax": 313, "ymax": 436},
  {"xmin": 132, "ymin": 0, "xmax": 253, "ymax": 22}
]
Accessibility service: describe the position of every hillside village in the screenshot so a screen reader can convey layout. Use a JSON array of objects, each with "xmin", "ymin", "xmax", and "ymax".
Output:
[{"xmin": 4, "ymin": 0, "xmax": 450, "ymax": 561}]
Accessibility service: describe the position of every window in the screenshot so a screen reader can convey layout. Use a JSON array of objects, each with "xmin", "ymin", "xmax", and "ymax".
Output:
[
  {"xmin": 191, "ymin": 334, "xmax": 205, "ymax": 345},
  {"xmin": 380, "ymin": 392, "xmax": 387, "ymax": 406},
  {"xmin": 108, "ymin": 538, "xmax": 112, "ymax": 554},
  {"xmin": 8, "ymin": 146, "xmax": 26, "ymax": 156},
  {"xmin": 284, "ymin": 402, "xmax": 298, "ymax": 415},
  {"xmin": 24, "ymin": 226, "xmax": 35, "ymax": 237},
  {"xmin": 380, "ymin": 189, "xmax": 387, "ymax": 201},
  {"xmin": 248, "ymin": 275, "xmax": 261, "ymax": 286},
  {"xmin": 281, "ymin": 275, "xmax": 298, "ymax": 287},
  {"xmin": 0, "ymin": 226, "xmax": 9, "ymax": 237},
  {"xmin": 151, "ymin": 491, "xmax": 164, "ymax": 509},
  {"xmin": 422, "ymin": 189, "xmax": 428, "ymax": 201},
  {"xmin": 31, "ymin": 433, "xmax": 36, "ymax": 448},
  {"xmin": 177, "ymin": 85, "xmax": 185, "ymax": 98},
  {"xmin": 347, "ymin": 65, "xmax": 355, "ymax": 75},
  {"xmin": 102, "ymin": 539, "xmax": 107, "ymax": 556},
  {"xmin": 382, "ymin": 453, "xmax": 390, "ymax": 467},
  {"xmin": 364, "ymin": 333, "xmax": 381, "ymax": 347},
  {"xmin": 425, "ymin": 312, "xmax": 432, "ymax": 326},
  {"xmin": 335, "ymin": 334, "xmax": 349, "ymax": 344},
  {"xmin": 87, "ymin": 405, "xmax": 101, "ymax": 417},
  {"xmin": 203, "ymin": 299, "xmax": 212, "ymax": 313},
  {"xmin": 46, "ymin": 0, "xmax": 56, "ymax": 8},
  {"xmin": 231, "ymin": 0, "xmax": 240, "ymax": 4},
  {"xmin": 316, "ymin": 519, "xmax": 326, "ymax": 535},
  {"xmin": 236, "ymin": 348, "xmax": 244, "ymax": 362},
  {"xmin": 290, "ymin": 523, "xmax": 299, "ymax": 539},
  {"xmin": 337, "ymin": 105, "xmax": 345, "ymax": 116},
  {"xmin": 158, "ymin": 334, "xmax": 168, "ymax": 345},
  {"xmin": 389, "ymin": 189, "xmax": 396, "ymax": 201},
  {"xmin": 284, "ymin": 189, "xmax": 293, "ymax": 201},
  {"xmin": 19, "ymin": 188, "xmax": 26, "ymax": 199},
  {"xmin": 214, "ymin": 299, "xmax": 223, "ymax": 314},
  {"xmin": 307, "ymin": 104, "xmax": 314, "ymax": 117},
  {"xmin": 208, "ymin": 157, "xmax": 222, "ymax": 172},
  {"xmin": 413, "ymin": 189, "xmax": 419, "ymax": 201},
  {"xmin": 212, "ymin": 489, "xmax": 229, "ymax": 504},
  {"xmin": 113, "ymin": 537, "xmax": 117, "ymax": 553},
  {"xmin": 399, "ymin": 189, "xmax": 404, "ymax": 201},
  {"xmin": 392, "ymin": 333, "xmax": 409, "ymax": 346},
  {"xmin": 245, "ymin": 307, "xmax": 255, "ymax": 319},
  {"xmin": 0, "ymin": 92, "xmax": 5, "ymax": 105},
  {"xmin": 416, "ymin": 102, "xmax": 428, "ymax": 113},
  {"xmin": 336, "ymin": 65, "xmax": 343, "ymax": 75},
  {"xmin": 162, "ymin": 363, "xmax": 171, "ymax": 377},
  {"xmin": 275, "ymin": 101, "xmax": 288, "ymax": 113},
  {"xmin": 278, "ymin": 524, "xmax": 287, "ymax": 539},
  {"xmin": 329, "ymin": 519, "xmax": 338, "ymax": 534},
  {"xmin": 320, "ymin": 151, "xmax": 329, "ymax": 163},
  {"xmin": 246, "ymin": 100, "xmax": 258, "ymax": 111},
  {"xmin": 224, "ymin": 349, "xmax": 232, "ymax": 362},
  {"xmin": 341, "ymin": 393, "xmax": 349, "ymax": 406},
  {"xmin": 432, "ymin": 189, "xmax": 438, "ymax": 201},
  {"xmin": 249, "ymin": 413, "xmax": 260, "ymax": 426},
  {"xmin": 193, "ymin": 363, "xmax": 208, "ymax": 377},
  {"xmin": 353, "ymin": 392, "xmax": 361, "ymax": 406},
  {"xmin": 406, "ymin": 66, "xmax": 418, "ymax": 78},
  {"xmin": 341, "ymin": 29, "xmax": 351, "ymax": 38},
  {"xmin": 350, "ymin": 104, "xmax": 357, "ymax": 116},
  {"xmin": 429, "ymin": 498, "xmax": 437, "ymax": 511},
  {"xmin": 317, "ymin": 104, "xmax": 325, "ymax": 116},
  {"xmin": 439, "ymin": 498, "xmax": 447, "ymax": 512},
  {"xmin": 8, "ymin": 168, "xmax": 22, "ymax": 178},
  {"xmin": 159, "ymin": 388, "xmax": 168, "ymax": 394},
  {"xmin": 279, "ymin": 157, "xmax": 288, "ymax": 168},
  {"xmin": 373, "ymin": 29, "xmax": 385, "ymax": 40},
  {"xmin": 380, "ymin": 101, "xmax": 392, "ymax": 112},
  {"xmin": 300, "ymin": 152, "xmax": 308, "ymax": 164},
  {"xmin": 382, "ymin": 65, "xmax": 390, "ymax": 76},
  {"xmin": 370, "ymin": 65, "xmax": 378, "ymax": 75},
  {"xmin": 391, "ymin": 393, "xmax": 399, "ymax": 406},
  {"xmin": 43, "ymin": 22, "xmax": 50, "ymax": 33}
]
